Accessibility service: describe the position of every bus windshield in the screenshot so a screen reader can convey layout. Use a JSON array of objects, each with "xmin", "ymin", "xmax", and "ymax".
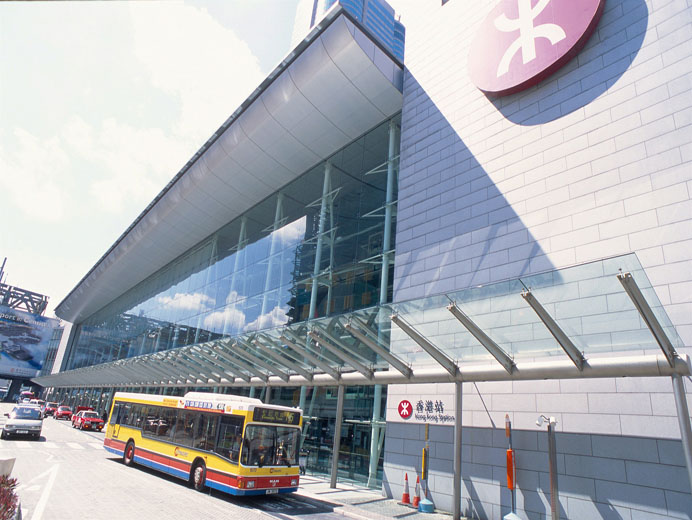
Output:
[{"xmin": 241, "ymin": 424, "xmax": 300, "ymax": 467}]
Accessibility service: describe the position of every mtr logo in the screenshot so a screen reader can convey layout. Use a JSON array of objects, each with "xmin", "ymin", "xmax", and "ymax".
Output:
[
  {"xmin": 398, "ymin": 400, "xmax": 412, "ymax": 419},
  {"xmin": 468, "ymin": 0, "xmax": 606, "ymax": 96}
]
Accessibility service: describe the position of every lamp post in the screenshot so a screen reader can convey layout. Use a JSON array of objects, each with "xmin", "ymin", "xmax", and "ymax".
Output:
[{"xmin": 537, "ymin": 415, "xmax": 559, "ymax": 520}]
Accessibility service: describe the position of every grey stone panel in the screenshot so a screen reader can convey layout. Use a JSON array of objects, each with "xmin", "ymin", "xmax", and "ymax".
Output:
[{"xmin": 592, "ymin": 434, "xmax": 659, "ymax": 463}]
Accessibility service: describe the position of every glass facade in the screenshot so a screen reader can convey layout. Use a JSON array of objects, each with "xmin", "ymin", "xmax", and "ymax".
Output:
[
  {"xmin": 66, "ymin": 115, "xmax": 400, "ymax": 372},
  {"xmin": 54, "ymin": 115, "xmax": 400, "ymax": 487},
  {"xmin": 38, "ymin": 326, "xmax": 63, "ymax": 377}
]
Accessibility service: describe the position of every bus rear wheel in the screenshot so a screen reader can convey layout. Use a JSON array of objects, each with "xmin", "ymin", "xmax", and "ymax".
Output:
[
  {"xmin": 190, "ymin": 462, "xmax": 206, "ymax": 492},
  {"xmin": 123, "ymin": 441, "xmax": 136, "ymax": 466}
]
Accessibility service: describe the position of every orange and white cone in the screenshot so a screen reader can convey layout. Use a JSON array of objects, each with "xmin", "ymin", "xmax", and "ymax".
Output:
[
  {"xmin": 412, "ymin": 475, "xmax": 421, "ymax": 508},
  {"xmin": 401, "ymin": 472, "xmax": 411, "ymax": 504}
]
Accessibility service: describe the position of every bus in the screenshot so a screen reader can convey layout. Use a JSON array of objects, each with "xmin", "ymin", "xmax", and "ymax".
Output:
[{"xmin": 103, "ymin": 391, "xmax": 302, "ymax": 495}]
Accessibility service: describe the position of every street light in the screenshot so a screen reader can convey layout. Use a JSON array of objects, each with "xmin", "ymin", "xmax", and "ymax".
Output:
[{"xmin": 537, "ymin": 415, "xmax": 559, "ymax": 520}]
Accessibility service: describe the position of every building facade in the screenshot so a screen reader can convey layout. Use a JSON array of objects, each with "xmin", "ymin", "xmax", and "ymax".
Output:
[
  {"xmin": 382, "ymin": 0, "xmax": 692, "ymax": 518},
  {"xmin": 38, "ymin": 1, "xmax": 692, "ymax": 518}
]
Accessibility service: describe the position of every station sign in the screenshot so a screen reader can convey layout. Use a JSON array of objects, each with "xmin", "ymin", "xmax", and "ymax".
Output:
[
  {"xmin": 391, "ymin": 395, "xmax": 456, "ymax": 424},
  {"xmin": 468, "ymin": 0, "xmax": 606, "ymax": 96}
]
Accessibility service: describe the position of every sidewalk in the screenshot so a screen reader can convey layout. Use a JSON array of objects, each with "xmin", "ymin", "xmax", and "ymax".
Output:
[{"xmin": 296, "ymin": 475, "xmax": 456, "ymax": 520}]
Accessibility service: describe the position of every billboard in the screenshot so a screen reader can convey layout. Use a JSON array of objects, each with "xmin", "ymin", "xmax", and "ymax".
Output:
[{"xmin": 0, "ymin": 304, "xmax": 59, "ymax": 378}]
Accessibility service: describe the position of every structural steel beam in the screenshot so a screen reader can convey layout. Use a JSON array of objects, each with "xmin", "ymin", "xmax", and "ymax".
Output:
[
  {"xmin": 447, "ymin": 303, "xmax": 515, "ymax": 374},
  {"xmin": 521, "ymin": 290, "xmax": 585, "ymax": 370},
  {"xmin": 215, "ymin": 342, "xmax": 268, "ymax": 382},
  {"xmin": 308, "ymin": 329, "xmax": 373, "ymax": 380},
  {"xmin": 280, "ymin": 333, "xmax": 340, "ymax": 380},
  {"xmin": 253, "ymin": 337, "xmax": 314, "ymax": 381},
  {"xmin": 196, "ymin": 344, "xmax": 251, "ymax": 383},
  {"xmin": 234, "ymin": 340, "xmax": 290, "ymax": 382},
  {"xmin": 618, "ymin": 271, "xmax": 677, "ymax": 366},
  {"xmin": 344, "ymin": 318, "xmax": 411, "ymax": 378},
  {"xmin": 390, "ymin": 314, "xmax": 458, "ymax": 377},
  {"xmin": 179, "ymin": 349, "xmax": 223, "ymax": 383},
  {"xmin": 33, "ymin": 354, "xmax": 691, "ymax": 390}
]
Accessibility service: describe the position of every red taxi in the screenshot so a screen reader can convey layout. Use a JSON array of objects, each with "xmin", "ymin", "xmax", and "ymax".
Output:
[
  {"xmin": 72, "ymin": 410, "xmax": 104, "ymax": 431},
  {"xmin": 54, "ymin": 406, "xmax": 73, "ymax": 420}
]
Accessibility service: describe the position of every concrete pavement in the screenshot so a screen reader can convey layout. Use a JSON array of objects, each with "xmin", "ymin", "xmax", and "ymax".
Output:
[{"xmin": 296, "ymin": 475, "xmax": 455, "ymax": 520}]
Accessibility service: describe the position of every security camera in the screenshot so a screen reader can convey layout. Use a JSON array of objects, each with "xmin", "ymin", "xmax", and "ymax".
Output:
[{"xmin": 536, "ymin": 414, "xmax": 551, "ymax": 428}]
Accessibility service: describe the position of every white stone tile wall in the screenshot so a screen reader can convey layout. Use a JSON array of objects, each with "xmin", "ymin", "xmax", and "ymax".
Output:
[{"xmin": 384, "ymin": 0, "xmax": 692, "ymax": 517}]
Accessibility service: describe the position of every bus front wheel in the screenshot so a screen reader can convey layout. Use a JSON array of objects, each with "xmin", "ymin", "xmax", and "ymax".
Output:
[
  {"xmin": 123, "ymin": 441, "xmax": 136, "ymax": 466},
  {"xmin": 191, "ymin": 462, "xmax": 206, "ymax": 492}
]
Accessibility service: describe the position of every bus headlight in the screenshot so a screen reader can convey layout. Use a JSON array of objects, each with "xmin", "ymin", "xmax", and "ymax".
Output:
[
  {"xmin": 246, "ymin": 480, "xmax": 255, "ymax": 489},
  {"xmin": 291, "ymin": 479, "xmax": 298, "ymax": 486}
]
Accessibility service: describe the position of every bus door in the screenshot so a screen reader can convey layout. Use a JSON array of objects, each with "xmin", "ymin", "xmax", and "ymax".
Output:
[{"xmin": 109, "ymin": 403, "xmax": 122, "ymax": 438}]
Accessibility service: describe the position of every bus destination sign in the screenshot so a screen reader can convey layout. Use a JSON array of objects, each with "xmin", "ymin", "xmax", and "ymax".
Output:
[{"xmin": 252, "ymin": 407, "xmax": 300, "ymax": 426}]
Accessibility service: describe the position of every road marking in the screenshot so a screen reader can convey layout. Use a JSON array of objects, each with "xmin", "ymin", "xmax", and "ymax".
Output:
[
  {"xmin": 30, "ymin": 464, "xmax": 58, "ymax": 520},
  {"xmin": 89, "ymin": 442, "xmax": 103, "ymax": 450},
  {"xmin": 66, "ymin": 442, "xmax": 85, "ymax": 450},
  {"xmin": 42, "ymin": 442, "xmax": 59, "ymax": 449}
]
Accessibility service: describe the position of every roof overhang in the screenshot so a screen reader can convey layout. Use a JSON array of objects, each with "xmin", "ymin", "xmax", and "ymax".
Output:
[{"xmin": 55, "ymin": 7, "xmax": 403, "ymax": 324}]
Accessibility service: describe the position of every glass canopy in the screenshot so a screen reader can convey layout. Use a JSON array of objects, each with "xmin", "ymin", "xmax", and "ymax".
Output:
[{"xmin": 34, "ymin": 253, "xmax": 687, "ymax": 389}]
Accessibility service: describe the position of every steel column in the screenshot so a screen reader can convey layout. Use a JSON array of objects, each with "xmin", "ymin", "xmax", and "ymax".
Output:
[
  {"xmin": 453, "ymin": 381, "xmax": 462, "ymax": 520},
  {"xmin": 330, "ymin": 384, "xmax": 345, "ymax": 488},
  {"xmin": 671, "ymin": 373, "xmax": 692, "ymax": 495},
  {"xmin": 309, "ymin": 163, "xmax": 331, "ymax": 321}
]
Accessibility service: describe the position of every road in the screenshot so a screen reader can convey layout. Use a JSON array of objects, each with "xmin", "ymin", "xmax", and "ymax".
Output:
[{"xmin": 0, "ymin": 403, "xmax": 362, "ymax": 520}]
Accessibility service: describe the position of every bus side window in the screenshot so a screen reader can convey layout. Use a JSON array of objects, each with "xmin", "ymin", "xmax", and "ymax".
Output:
[
  {"xmin": 174, "ymin": 411, "xmax": 197, "ymax": 448},
  {"xmin": 193, "ymin": 412, "xmax": 218, "ymax": 452}
]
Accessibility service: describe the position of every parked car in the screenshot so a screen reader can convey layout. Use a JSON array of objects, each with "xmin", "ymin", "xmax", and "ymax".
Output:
[
  {"xmin": 1, "ymin": 405, "xmax": 43, "ymax": 440},
  {"xmin": 43, "ymin": 402, "xmax": 59, "ymax": 416},
  {"xmin": 72, "ymin": 410, "xmax": 104, "ymax": 431},
  {"xmin": 54, "ymin": 406, "xmax": 73, "ymax": 420}
]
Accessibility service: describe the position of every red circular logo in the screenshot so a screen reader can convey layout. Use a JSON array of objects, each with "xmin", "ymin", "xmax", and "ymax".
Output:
[
  {"xmin": 468, "ymin": 0, "xmax": 606, "ymax": 96},
  {"xmin": 398, "ymin": 400, "xmax": 413, "ymax": 419}
]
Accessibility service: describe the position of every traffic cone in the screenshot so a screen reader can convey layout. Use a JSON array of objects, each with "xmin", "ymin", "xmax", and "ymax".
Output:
[
  {"xmin": 412, "ymin": 475, "xmax": 421, "ymax": 508},
  {"xmin": 400, "ymin": 473, "xmax": 411, "ymax": 505}
]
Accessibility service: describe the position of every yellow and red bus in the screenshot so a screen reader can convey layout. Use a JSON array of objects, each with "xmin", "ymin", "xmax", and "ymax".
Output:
[{"xmin": 103, "ymin": 391, "xmax": 302, "ymax": 495}]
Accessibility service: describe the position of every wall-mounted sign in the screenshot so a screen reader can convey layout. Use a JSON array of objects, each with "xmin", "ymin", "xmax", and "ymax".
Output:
[
  {"xmin": 468, "ymin": 0, "xmax": 606, "ymax": 96},
  {"xmin": 398, "ymin": 400, "xmax": 413, "ymax": 419},
  {"xmin": 394, "ymin": 397, "xmax": 456, "ymax": 424}
]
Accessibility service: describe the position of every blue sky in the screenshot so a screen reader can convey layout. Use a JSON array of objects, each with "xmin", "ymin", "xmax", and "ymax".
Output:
[{"xmin": 0, "ymin": 0, "xmax": 300, "ymax": 316}]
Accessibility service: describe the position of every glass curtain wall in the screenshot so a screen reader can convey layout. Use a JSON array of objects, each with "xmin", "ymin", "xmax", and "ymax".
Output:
[{"xmin": 66, "ymin": 114, "xmax": 400, "ymax": 372}]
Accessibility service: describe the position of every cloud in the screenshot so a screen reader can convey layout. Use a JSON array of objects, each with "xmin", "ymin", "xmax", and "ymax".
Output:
[
  {"xmin": 129, "ymin": 1, "xmax": 264, "ymax": 143},
  {"xmin": 2, "ymin": 2, "xmax": 265, "ymax": 222},
  {"xmin": 274, "ymin": 217, "xmax": 307, "ymax": 244},
  {"xmin": 203, "ymin": 306, "xmax": 247, "ymax": 333},
  {"xmin": 244, "ymin": 305, "xmax": 290, "ymax": 332},
  {"xmin": 0, "ymin": 129, "xmax": 69, "ymax": 221},
  {"xmin": 157, "ymin": 292, "xmax": 214, "ymax": 312}
]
